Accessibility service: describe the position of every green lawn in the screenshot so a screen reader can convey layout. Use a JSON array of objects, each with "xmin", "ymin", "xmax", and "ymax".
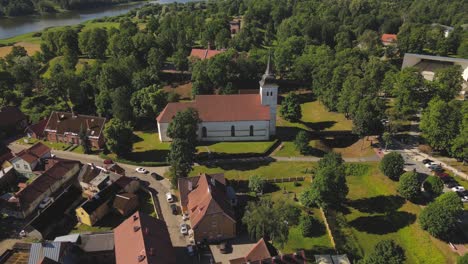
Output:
[
  {"xmin": 197, "ymin": 140, "xmax": 276, "ymax": 154},
  {"xmin": 339, "ymin": 162, "xmax": 458, "ymax": 263},
  {"xmin": 0, "ymin": 32, "xmax": 42, "ymax": 45},
  {"xmin": 16, "ymin": 137, "xmax": 95, "ymax": 154},
  {"xmin": 189, "ymin": 161, "xmax": 314, "ymax": 180},
  {"xmin": 138, "ymin": 191, "xmax": 158, "ymax": 218}
]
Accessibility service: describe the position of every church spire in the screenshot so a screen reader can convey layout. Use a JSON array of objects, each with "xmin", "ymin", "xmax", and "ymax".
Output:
[
  {"xmin": 260, "ymin": 50, "xmax": 275, "ymax": 86},
  {"xmin": 265, "ymin": 51, "xmax": 272, "ymax": 75}
]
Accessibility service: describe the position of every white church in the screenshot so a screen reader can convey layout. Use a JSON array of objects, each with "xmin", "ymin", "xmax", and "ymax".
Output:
[{"xmin": 156, "ymin": 61, "xmax": 278, "ymax": 142}]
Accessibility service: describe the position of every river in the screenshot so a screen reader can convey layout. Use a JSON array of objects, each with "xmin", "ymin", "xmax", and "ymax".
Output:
[{"xmin": 0, "ymin": 0, "xmax": 195, "ymax": 40}]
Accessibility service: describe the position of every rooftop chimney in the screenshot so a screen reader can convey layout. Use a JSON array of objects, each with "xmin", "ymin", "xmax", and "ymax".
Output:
[
  {"xmin": 133, "ymin": 214, "xmax": 138, "ymax": 221},
  {"xmin": 188, "ymin": 181, "xmax": 193, "ymax": 191},
  {"xmin": 133, "ymin": 226, "xmax": 141, "ymax": 232}
]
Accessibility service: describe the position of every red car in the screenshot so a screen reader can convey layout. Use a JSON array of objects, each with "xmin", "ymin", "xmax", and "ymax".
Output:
[{"xmin": 434, "ymin": 171, "xmax": 449, "ymax": 178}]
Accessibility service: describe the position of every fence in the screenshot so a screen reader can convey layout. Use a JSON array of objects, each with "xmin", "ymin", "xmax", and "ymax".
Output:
[{"xmin": 265, "ymin": 176, "xmax": 308, "ymax": 183}]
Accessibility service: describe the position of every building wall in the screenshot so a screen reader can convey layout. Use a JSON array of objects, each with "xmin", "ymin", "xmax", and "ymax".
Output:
[
  {"xmin": 76, "ymin": 202, "xmax": 111, "ymax": 226},
  {"xmin": 159, "ymin": 120, "xmax": 270, "ymax": 142},
  {"xmin": 260, "ymin": 83, "xmax": 278, "ymax": 136},
  {"xmin": 193, "ymin": 213, "xmax": 236, "ymax": 242},
  {"xmin": 45, "ymin": 132, "xmax": 104, "ymax": 149},
  {"xmin": 10, "ymin": 157, "xmax": 36, "ymax": 179}
]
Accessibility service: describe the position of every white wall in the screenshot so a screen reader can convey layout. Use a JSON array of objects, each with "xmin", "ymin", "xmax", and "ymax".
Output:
[
  {"xmin": 199, "ymin": 120, "xmax": 270, "ymax": 141},
  {"xmin": 260, "ymin": 83, "xmax": 278, "ymax": 135},
  {"xmin": 158, "ymin": 122, "xmax": 170, "ymax": 142},
  {"xmin": 10, "ymin": 157, "xmax": 34, "ymax": 178}
]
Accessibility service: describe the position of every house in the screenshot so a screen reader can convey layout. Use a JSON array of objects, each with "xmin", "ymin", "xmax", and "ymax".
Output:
[
  {"xmin": 0, "ymin": 106, "xmax": 27, "ymax": 138},
  {"xmin": 0, "ymin": 159, "xmax": 80, "ymax": 219},
  {"xmin": 113, "ymin": 193, "xmax": 139, "ymax": 216},
  {"xmin": 178, "ymin": 173, "xmax": 236, "ymax": 242},
  {"xmin": 54, "ymin": 232, "xmax": 115, "ymax": 264},
  {"xmin": 77, "ymin": 163, "xmax": 124, "ymax": 198},
  {"xmin": 381, "ymin": 33, "xmax": 397, "ymax": 46},
  {"xmin": 25, "ymin": 119, "xmax": 48, "ymax": 139},
  {"xmin": 114, "ymin": 211, "xmax": 176, "ymax": 264},
  {"xmin": 230, "ymin": 18, "xmax": 241, "ymax": 35},
  {"xmin": 229, "ymin": 238, "xmax": 306, "ymax": 264},
  {"xmin": 190, "ymin": 48, "xmax": 225, "ymax": 60},
  {"xmin": 157, "ymin": 60, "xmax": 278, "ymax": 142},
  {"xmin": 402, "ymin": 53, "xmax": 468, "ymax": 98},
  {"xmin": 315, "ymin": 254, "xmax": 351, "ymax": 264},
  {"xmin": 10, "ymin": 142, "xmax": 52, "ymax": 178},
  {"xmin": 44, "ymin": 112, "xmax": 106, "ymax": 149},
  {"xmin": 75, "ymin": 177, "xmax": 139, "ymax": 226},
  {"xmin": 27, "ymin": 241, "xmax": 81, "ymax": 264},
  {"xmin": 105, "ymin": 163, "xmax": 126, "ymax": 176}
]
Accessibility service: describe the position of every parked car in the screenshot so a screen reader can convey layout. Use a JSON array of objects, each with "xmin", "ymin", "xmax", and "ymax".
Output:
[
  {"xmin": 451, "ymin": 186, "xmax": 465, "ymax": 192},
  {"xmin": 186, "ymin": 245, "xmax": 196, "ymax": 256},
  {"xmin": 440, "ymin": 176, "xmax": 452, "ymax": 183},
  {"xmin": 424, "ymin": 162, "xmax": 434, "ymax": 168},
  {"xmin": 151, "ymin": 172, "xmax": 161, "ymax": 180},
  {"xmin": 446, "ymin": 181, "xmax": 459, "ymax": 188},
  {"xmin": 219, "ymin": 241, "xmax": 231, "ymax": 254},
  {"xmin": 170, "ymin": 204, "xmax": 178, "ymax": 215},
  {"xmin": 166, "ymin": 192, "xmax": 174, "ymax": 203},
  {"xmin": 180, "ymin": 223, "xmax": 189, "ymax": 235},
  {"xmin": 422, "ymin": 159, "xmax": 434, "ymax": 164},
  {"xmin": 434, "ymin": 171, "xmax": 449, "ymax": 178},
  {"xmin": 103, "ymin": 159, "xmax": 113, "ymax": 165},
  {"xmin": 457, "ymin": 191, "xmax": 468, "ymax": 203},
  {"xmin": 38, "ymin": 197, "xmax": 54, "ymax": 209},
  {"xmin": 428, "ymin": 164, "xmax": 442, "ymax": 171},
  {"xmin": 182, "ymin": 213, "xmax": 189, "ymax": 221},
  {"xmin": 135, "ymin": 167, "xmax": 148, "ymax": 174}
]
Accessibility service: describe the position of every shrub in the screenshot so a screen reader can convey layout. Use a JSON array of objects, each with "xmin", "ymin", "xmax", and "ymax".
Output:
[
  {"xmin": 294, "ymin": 130, "xmax": 309, "ymax": 154},
  {"xmin": 458, "ymin": 254, "xmax": 468, "ymax": 264},
  {"xmin": 423, "ymin": 176, "xmax": 444, "ymax": 196},
  {"xmin": 397, "ymin": 171, "xmax": 420, "ymax": 200},
  {"xmin": 361, "ymin": 240, "xmax": 405, "ymax": 264},
  {"xmin": 380, "ymin": 152, "xmax": 405, "ymax": 180},
  {"xmin": 300, "ymin": 215, "xmax": 319, "ymax": 237}
]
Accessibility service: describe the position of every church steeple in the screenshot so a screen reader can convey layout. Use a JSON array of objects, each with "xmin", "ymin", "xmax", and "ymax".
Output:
[
  {"xmin": 260, "ymin": 52, "xmax": 276, "ymax": 87},
  {"xmin": 259, "ymin": 50, "xmax": 278, "ymax": 136}
]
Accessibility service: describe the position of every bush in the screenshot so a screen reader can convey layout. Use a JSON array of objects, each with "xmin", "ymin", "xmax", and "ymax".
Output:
[
  {"xmin": 423, "ymin": 176, "xmax": 444, "ymax": 196},
  {"xmin": 294, "ymin": 130, "xmax": 309, "ymax": 154},
  {"xmin": 380, "ymin": 152, "xmax": 405, "ymax": 180},
  {"xmin": 458, "ymin": 254, "xmax": 468, "ymax": 264},
  {"xmin": 300, "ymin": 215, "xmax": 320, "ymax": 237},
  {"xmin": 397, "ymin": 171, "xmax": 420, "ymax": 200},
  {"xmin": 361, "ymin": 240, "xmax": 405, "ymax": 264}
]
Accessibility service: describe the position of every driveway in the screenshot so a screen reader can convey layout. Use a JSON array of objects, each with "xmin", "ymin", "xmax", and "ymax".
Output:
[{"xmin": 210, "ymin": 235, "xmax": 257, "ymax": 264}]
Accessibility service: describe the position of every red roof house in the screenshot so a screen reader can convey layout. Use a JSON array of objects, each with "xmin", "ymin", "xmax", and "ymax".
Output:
[
  {"xmin": 381, "ymin": 34, "xmax": 397, "ymax": 46},
  {"xmin": 114, "ymin": 212, "xmax": 176, "ymax": 264},
  {"xmin": 190, "ymin": 49, "xmax": 225, "ymax": 60}
]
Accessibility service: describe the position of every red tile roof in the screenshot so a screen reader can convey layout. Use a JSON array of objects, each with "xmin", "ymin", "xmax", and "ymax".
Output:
[
  {"xmin": 157, "ymin": 94, "xmax": 270, "ymax": 123},
  {"xmin": 245, "ymin": 238, "xmax": 274, "ymax": 262},
  {"xmin": 230, "ymin": 239, "xmax": 306, "ymax": 264},
  {"xmin": 15, "ymin": 142, "xmax": 51, "ymax": 164},
  {"xmin": 114, "ymin": 212, "xmax": 176, "ymax": 264},
  {"xmin": 44, "ymin": 112, "xmax": 106, "ymax": 139},
  {"xmin": 381, "ymin": 34, "xmax": 397, "ymax": 43},
  {"xmin": 190, "ymin": 49, "xmax": 224, "ymax": 60},
  {"xmin": 0, "ymin": 107, "xmax": 26, "ymax": 128},
  {"xmin": 186, "ymin": 174, "xmax": 235, "ymax": 228}
]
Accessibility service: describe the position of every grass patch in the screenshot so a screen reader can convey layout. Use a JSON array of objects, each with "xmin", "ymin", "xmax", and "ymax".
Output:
[
  {"xmin": 189, "ymin": 161, "xmax": 314, "ymax": 180},
  {"xmin": 0, "ymin": 32, "xmax": 42, "ymax": 45},
  {"xmin": 338, "ymin": 162, "xmax": 458, "ymax": 263},
  {"xmin": 197, "ymin": 140, "xmax": 276, "ymax": 154},
  {"xmin": 16, "ymin": 137, "xmax": 97, "ymax": 154}
]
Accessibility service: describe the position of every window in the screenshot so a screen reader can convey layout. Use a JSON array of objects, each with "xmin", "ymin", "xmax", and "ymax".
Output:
[
  {"xmin": 15, "ymin": 164, "xmax": 20, "ymax": 169},
  {"xmin": 250, "ymin": 125, "xmax": 254, "ymax": 136},
  {"xmin": 231, "ymin": 126, "xmax": 235, "ymax": 137},
  {"xmin": 23, "ymin": 164, "xmax": 29, "ymax": 170},
  {"xmin": 202, "ymin": 127, "xmax": 207, "ymax": 138}
]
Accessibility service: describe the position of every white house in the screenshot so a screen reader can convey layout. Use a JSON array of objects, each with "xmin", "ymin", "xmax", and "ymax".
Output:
[
  {"xmin": 10, "ymin": 142, "xmax": 51, "ymax": 178},
  {"xmin": 157, "ymin": 61, "xmax": 278, "ymax": 142}
]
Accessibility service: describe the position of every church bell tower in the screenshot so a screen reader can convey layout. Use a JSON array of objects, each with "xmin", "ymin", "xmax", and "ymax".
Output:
[{"xmin": 259, "ymin": 54, "xmax": 278, "ymax": 135}]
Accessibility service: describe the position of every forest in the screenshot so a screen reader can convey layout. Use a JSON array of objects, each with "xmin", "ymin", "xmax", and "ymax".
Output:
[
  {"xmin": 0, "ymin": 0, "xmax": 139, "ymax": 16},
  {"xmin": 0, "ymin": 0, "xmax": 467, "ymax": 159}
]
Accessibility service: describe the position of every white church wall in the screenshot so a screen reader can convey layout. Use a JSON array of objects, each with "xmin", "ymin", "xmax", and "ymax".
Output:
[
  {"xmin": 199, "ymin": 120, "xmax": 270, "ymax": 142},
  {"xmin": 158, "ymin": 122, "xmax": 170, "ymax": 142}
]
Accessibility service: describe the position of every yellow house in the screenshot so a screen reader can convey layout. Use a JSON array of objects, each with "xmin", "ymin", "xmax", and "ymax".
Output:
[{"xmin": 75, "ymin": 183, "xmax": 119, "ymax": 226}]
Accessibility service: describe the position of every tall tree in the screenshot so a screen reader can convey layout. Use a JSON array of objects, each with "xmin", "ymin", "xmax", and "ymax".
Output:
[
  {"xmin": 380, "ymin": 152, "xmax": 405, "ymax": 180},
  {"xmin": 397, "ymin": 171, "xmax": 421, "ymax": 201},
  {"xmin": 79, "ymin": 28, "xmax": 108, "ymax": 59},
  {"xmin": 433, "ymin": 66, "xmax": 463, "ymax": 101},
  {"xmin": 361, "ymin": 240, "xmax": 406, "ymax": 264},
  {"xmin": 103, "ymin": 119, "xmax": 133, "ymax": 157},
  {"xmin": 280, "ymin": 92, "xmax": 302, "ymax": 122}
]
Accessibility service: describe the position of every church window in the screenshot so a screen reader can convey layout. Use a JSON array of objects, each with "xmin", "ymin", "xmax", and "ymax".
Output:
[
  {"xmin": 250, "ymin": 125, "xmax": 254, "ymax": 136},
  {"xmin": 231, "ymin": 126, "xmax": 235, "ymax": 137},
  {"xmin": 202, "ymin": 127, "xmax": 207, "ymax": 138}
]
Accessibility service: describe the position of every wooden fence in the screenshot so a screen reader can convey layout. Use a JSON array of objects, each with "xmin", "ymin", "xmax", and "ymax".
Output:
[{"xmin": 265, "ymin": 176, "xmax": 308, "ymax": 183}]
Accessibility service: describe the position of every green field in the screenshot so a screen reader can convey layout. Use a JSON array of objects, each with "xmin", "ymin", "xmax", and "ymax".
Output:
[
  {"xmin": 197, "ymin": 140, "xmax": 276, "ymax": 154},
  {"xmin": 189, "ymin": 161, "xmax": 314, "ymax": 180},
  {"xmin": 339, "ymin": 163, "xmax": 458, "ymax": 263}
]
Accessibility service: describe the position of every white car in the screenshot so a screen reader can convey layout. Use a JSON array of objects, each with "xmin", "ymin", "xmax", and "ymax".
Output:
[
  {"xmin": 166, "ymin": 192, "xmax": 174, "ymax": 203},
  {"xmin": 180, "ymin": 223, "xmax": 189, "ymax": 235},
  {"xmin": 451, "ymin": 186, "xmax": 465, "ymax": 192},
  {"xmin": 38, "ymin": 197, "xmax": 54, "ymax": 209},
  {"xmin": 135, "ymin": 167, "xmax": 148, "ymax": 174}
]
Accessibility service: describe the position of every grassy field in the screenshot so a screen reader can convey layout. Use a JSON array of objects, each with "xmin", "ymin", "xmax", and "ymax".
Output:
[
  {"xmin": 0, "ymin": 42, "xmax": 41, "ymax": 58},
  {"xmin": 340, "ymin": 162, "xmax": 459, "ymax": 263},
  {"xmin": 16, "ymin": 137, "xmax": 94, "ymax": 154},
  {"xmin": 0, "ymin": 32, "xmax": 42, "ymax": 45},
  {"xmin": 197, "ymin": 140, "xmax": 276, "ymax": 154},
  {"xmin": 189, "ymin": 161, "xmax": 314, "ymax": 180}
]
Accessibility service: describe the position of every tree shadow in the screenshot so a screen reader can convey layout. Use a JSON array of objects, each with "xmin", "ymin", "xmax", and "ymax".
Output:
[
  {"xmin": 348, "ymin": 195, "xmax": 406, "ymax": 214},
  {"xmin": 301, "ymin": 121, "xmax": 337, "ymax": 131},
  {"xmin": 349, "ymin": 212, "xmax": 416, "ymax": 234},
  {"xmin": 131, "ymin": 133, "xmax": 144, "ymax": 143},
  {"xmin": 276, "ymin": 126, "xmax": 307, "ymax": 141},
  {"xmin": 263, "ymin": 182, "xmax": 281, "ymax": 194},
  {"xmin": 304, "ymin": 217, "xmax": 327, "ymax": 238},
  {"xmin": 301, "ymin": 146, "xmax": 327, "ymax": 157},
  {"xmin": 200, "ymin": 157, "xmax": 274, "ymax": 171},
  {"xmin": 125, "ymin": 149, "xmax": 169, "ymax": 162}
]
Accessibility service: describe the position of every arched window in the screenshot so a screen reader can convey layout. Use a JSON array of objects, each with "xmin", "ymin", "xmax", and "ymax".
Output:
[
  {"xmin": 249, "ymin": 125, "xmax": 254, "ymax": 136},
  {"xmin": 202, "ymin": 127, "xmax": 207, "ymax": 138},
  {"xmin": 231, "ymin": 126, "xmax": 235, "ymax": 137}
]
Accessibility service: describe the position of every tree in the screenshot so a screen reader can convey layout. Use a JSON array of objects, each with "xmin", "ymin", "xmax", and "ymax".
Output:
[
  {"xmin": 294, "ymin": 131, "xmax": 309, "ymax": 154},
  {"xmin": 397, "ymin": 171, "xmax": 420, "ymax": 201},
  {"xmin": 103, "ymin": 119, "xmax": 133, "ymax": 157},
  {"xmin": 242, "ymin": 197, "xmax": 299, "ymax": 247},
  {"xmin": 380, "ymin": 152, "xmax": 405, "ymax": 180},
  {"xmin": 420, "ymin": 98, "xmax": 460, "ymax": 152},
  {"xmin": 382, "ymin": 132, "xmax": 392, "ymax": 150},
  {"xmin": 79, "ymin": 125, "xmax": 91, "ymax": 154},
  {"xmin": 361, "ymin": 240, "xmax": 405, "ymax": 264},
  {"xmin": 300, "ymin": 215, "xmax": 321, "ymax": 237},
  {"xmin": 352, "ymin": 97, "xmax": 384, "ymax": 139},
  {"xmin": 167, "ymin": 108, "xmax": 200, "ymax": 185},
  {"xmin": 451, "ymin": 102, "xmax": 468, "ymax": 161},
  {"xmin": 248, "ymin": 175, "xmax": 265, "ymax": 194},
  {"xmin": 300, "ymin": 153, "xmax": 348, "ymax": 209},
  {"xmin": 173, "ymin": 48, "xmax": 189, "ymax": 72},
  {"xmin": 423, "ymin": 176, "xmax": 444, "ymax": 196},
  {"xmin": 111, "ymin": 86, "xmax": 133, "ymax": 122},
  {"xmin": 79, "ymin": 28, "xmax": 108, "ymax": 59},
  {"xmin": 131, "ymin": 85, "xmax": 168, "ymax": 120},
  {"xmin": 392, "ymin": 67, "xmax": 427, "ymax": 117},
  {"xmin": 280, "ymin": 92, "xmax": 302, "ymax": 122},
  {"xmin": 419, "ymin": 192, "xmax": 463, "ymax": 239},
  {"xmin": 433, "ymin": 66, "xmax": 463, "ymax": 101}
]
